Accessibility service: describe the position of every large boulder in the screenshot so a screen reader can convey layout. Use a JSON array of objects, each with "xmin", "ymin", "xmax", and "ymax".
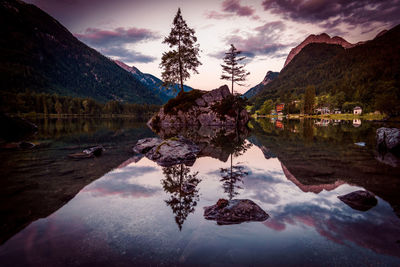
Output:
[
  {"xmin": 148, "ymin": 85, "xmax": 249, "ymax": 127},
  {"xmin": 338, "ymin": 190, "xmax": 378, "ymax": 211},
  {"xmin": 0, "ymin": 114, "xmax": 37, "ymax": 141},
  {"xmin": 376, "ymin": 127, "xmax": 400, "ymax": 151},
  {"xmin": 204, "ymin": 199, "xmax": 269, "ymax": 225},
  {"xmin": 133, "ymin": 136, "xmax": 200, "ymax": 167}
]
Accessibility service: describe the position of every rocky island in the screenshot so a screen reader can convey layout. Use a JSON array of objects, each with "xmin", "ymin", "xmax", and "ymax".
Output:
[{"xmin": 148, "ymin": 85, "xmax": 250, "ymax": 127}]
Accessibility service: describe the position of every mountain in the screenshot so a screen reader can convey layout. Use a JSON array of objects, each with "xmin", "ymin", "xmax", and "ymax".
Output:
[
  {"xmin": 0, "ymin": 0, "xmax": 162, "ymax": 104},
  {"xmin": 251, "ymin": 24, "xmax": 400, "ymax": 115},
  {"xmin": 114, "ymin": 60, "xmax": 192, "ymax": 103},
  {"xmin": 243, "ymin": 71, "xmax": 279, "ymax": 99},
  {"xmin": 283, "ymin": 33, "xmax": 354, "ymax": 68}
]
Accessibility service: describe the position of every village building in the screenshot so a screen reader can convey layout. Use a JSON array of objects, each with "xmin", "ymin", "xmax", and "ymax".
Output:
[
  {"xmin": 276, "ymin": 103, "xmax": 285, "ymax": 115},
  {"xmin": 353, "ymin": 106, "xmax": 362, "ymax": 115},
  {"xmin": 333, "ymin": 108, "xmax": 341, "ymax": 114}
]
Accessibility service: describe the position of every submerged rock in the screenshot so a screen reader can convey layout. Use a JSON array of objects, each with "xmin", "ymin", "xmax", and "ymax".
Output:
[
  {"xmin": 204, "ymin": 199, "xmax": 269, "ymax": 225},
  {"xmin": 83, "ymin": 145, "xmax": 105, "ymax": 156},
  {"xmin": 68, "ymin": 145, "xmax": 105, "ymax": 159},
  {"xmin": 376, "ymin": 127, "xmax": 400, "ymax": 151},
  {"xmin": 133, "ymin": 136, "xmax": 200, "ymax": 167},
  {"xmin": 338, "ymin": 190, "xmax": 378, "ymax": 211}
]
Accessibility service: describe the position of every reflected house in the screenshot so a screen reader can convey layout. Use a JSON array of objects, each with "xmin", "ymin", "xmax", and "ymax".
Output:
[
  {"xmin": 353, "ymin": 106, "xmax": 362, "ymax": 115},
  {"xmin": 353, "ymin": 119, "xmax": 362, "ymax": 127},
  {"xmin": 275, "ymin": 120, "xmax": 284, "ymax": 129},
  {"xmin": 315, "ymin": 107, "xmax": 330, "ymax": 115},
  {"xmin": 314, "ymin": 119, "xmax": 330, "ymax": 127},
  {"xmin": 161, "ymin": 164, "xmax": 201, "ymax": 231}
]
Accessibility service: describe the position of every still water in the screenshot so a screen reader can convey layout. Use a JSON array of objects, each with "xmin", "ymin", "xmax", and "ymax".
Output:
[{"xmin": 0, "ymin": 117, "xmax": 400, "ymax": 266}]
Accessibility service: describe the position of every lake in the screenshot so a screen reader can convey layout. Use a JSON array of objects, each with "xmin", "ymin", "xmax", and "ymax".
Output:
[{"xmin": 1, "ymin": 117, "xmax": 400, "ymax": 266}]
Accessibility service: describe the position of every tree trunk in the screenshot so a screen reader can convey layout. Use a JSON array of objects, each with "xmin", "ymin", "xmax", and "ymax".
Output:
[{"xmin": 178, "ymin": 31, "xmax": 184, "ymax": 94}]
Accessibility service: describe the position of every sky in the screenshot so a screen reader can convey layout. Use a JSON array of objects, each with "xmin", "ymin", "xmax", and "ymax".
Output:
[{"xmin": 25, "ymin": 0, "xmax": 400, "ymax": 93}]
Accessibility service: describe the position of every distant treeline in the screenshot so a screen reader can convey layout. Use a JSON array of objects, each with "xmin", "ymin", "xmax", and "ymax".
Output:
[{"xmin": 0, "ymin": 91, "xmax": 160, "ymax": 119}]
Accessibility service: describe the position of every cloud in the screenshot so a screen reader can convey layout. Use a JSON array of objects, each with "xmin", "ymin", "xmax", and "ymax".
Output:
[
  {"xmin": 75, "ymin": 27, "xmax": 160, "ymax": 63},
  {"xmin": 210, "ymin": 21, "xmax": 293, "ymax": 60},
  {"xmin": 204, "ymin": 0, "xmax": 258, "ymax": 20},
  {"xmin": 222, "ymin": 0, "xmax": 255, "ymax": 16},
  {"xmin": 204, "ymin": 10, "xmax": 235, "ymax": 20},
  {"xmin": 102, "ymin": 46, "xmax": 157, "ymax": 63},
  {"xmin": 261, "ymin": 0, "xmax": 400, "ymax": 29}
]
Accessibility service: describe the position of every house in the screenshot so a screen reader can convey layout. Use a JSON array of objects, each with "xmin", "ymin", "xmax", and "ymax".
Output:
[
  {"xmin": 333, "ymin": 109, "xmax": 341, "ymax": 114},
  {"xmin": 353, "ymin": 106, "xmax": 362, "ymax": 115},
  {"xmin": 276, "ymin": 103, "xmax": 285, "ymax": 114},
  {"xmin": 315, "ymin": 107, "xmax": 330, "ymax": 115}
]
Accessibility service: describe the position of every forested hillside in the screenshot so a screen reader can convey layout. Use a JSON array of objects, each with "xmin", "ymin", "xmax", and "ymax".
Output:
[
  {"xmin": 0, "ymin": 0, "xmax": 162, "ymax": 104},
  {"xmin": 252, "ymin": 24, "xmax": 400, "ymax": 115}
]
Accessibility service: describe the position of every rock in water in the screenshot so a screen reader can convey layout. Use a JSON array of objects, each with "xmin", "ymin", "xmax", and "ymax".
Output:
[
  {"xmin": 204, "ymin": 199, "xmax": 269, "ymax": 225},
  {"xmin": 132, "ymin": 138, "xmax": 163, "ymax": 154},
  {"xmin": 68, "ymin": 145, "xmax": 105, "ymax": 159},
  {"xmin": 83, "ymin": 145, "xmax": 105, "ymax": 156},
  {"xmin": 148, "ymin": 85, "xmax": 250, "ymax": 127},
  {"xmin": 338, "ymin": 190, "xmax": 378, "ymax": 211},
  {"xmin": 376, "ymin": 127, "xmax": 400, "ymax": 151},
  {"xmin": 133, "ymin": 136, "xmax": 200, "ymax": 167}
]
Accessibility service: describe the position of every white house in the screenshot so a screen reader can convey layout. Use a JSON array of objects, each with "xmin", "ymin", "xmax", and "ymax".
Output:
[{"xmin": 353, "ymin": 106, "xmax": 362, "ymax": 115}]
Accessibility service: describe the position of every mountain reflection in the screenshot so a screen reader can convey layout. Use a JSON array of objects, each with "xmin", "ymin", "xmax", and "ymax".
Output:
[{"xmin": 161, "ymin": 164, "xmax": 201, "ymax": 231}]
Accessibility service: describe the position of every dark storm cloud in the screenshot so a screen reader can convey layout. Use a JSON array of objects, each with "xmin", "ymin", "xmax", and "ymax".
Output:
[
  {"xmin": 75, "ymin": 27, "xmax": 160, "ymax": 63},
  {"xmin": 262, "ymin": 0, "xmax": 400, "ymax": 29},
  {"xmin": 210, "ymin": 21, "xmax": 293, "ymax": 60}
]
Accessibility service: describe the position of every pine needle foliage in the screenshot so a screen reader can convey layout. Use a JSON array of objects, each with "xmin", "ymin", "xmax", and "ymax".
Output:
[
  {"xmin": 221, "ymin": 44, "xmax": 250, "ymax": 94},
  {"xmin": 160, "ymin": 8, "xmax": 201, "ymax": 94}
]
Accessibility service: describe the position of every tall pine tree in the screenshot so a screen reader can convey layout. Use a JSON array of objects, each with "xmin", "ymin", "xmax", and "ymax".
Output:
[
  {"xmin": 160, "ymin": 8, "xmax": 201, "ymax": 94},
  {"xmin": 221, "ymin": 44, "xmax": 250, "ymax": 94}
]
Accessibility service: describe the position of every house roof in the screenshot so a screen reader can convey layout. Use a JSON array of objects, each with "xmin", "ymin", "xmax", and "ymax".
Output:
[{"xmin": 354, "ymin": 106, "xmax": 362, "ymax": 109}]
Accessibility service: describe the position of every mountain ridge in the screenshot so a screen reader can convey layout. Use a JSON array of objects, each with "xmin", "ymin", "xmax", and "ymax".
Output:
[
  {"xmin": 0, "ymin": 0, "xmax": 162, "ymax": 104},
  {"xmin": 251, "ymin": 24, "xmax": 400, "ymax": 115},
  {"xmin": 243, "ymin": 71, "xmax": 279, "ymax": 99},
  {"xmin": 114, "ymin": 60, "xmax": 193, "ymax": 103}
]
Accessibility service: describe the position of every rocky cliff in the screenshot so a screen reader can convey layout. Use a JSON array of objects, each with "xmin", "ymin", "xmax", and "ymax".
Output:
[
  {"xmin": 243, "ymin": 71, "xmax": 279, "ymax": 99},
  {"xmin": 148, "ymin": 85, "xmax": 250, "ymax": 127},
  {"xmin": 283, "ymin": 33, "xmax": 354, "ymax": 68}
]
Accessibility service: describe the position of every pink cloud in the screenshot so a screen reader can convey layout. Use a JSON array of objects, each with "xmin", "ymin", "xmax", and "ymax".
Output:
[{"xmin": 222, "ymin": 0, "xmax": 255, "ymax": 16}]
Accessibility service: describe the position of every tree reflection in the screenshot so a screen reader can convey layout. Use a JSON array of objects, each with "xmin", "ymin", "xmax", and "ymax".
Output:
[
  {"xmin": 220, "ymin": 155, "xmax": 248, "ymax": 200},
  {"xmin": 217, "ymin": 129, "xmax": 251, "ymax": 199},
  {"xmin": 161, "ymin": 164, "xmax": 201, "ymax": 231}
]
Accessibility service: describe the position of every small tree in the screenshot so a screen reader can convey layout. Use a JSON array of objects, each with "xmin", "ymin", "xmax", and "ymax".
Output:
[
  {"xmin": 304, "ymin": 85, "xmax": 316, "ymax": 115},
  {"xmin": 221, "ymin": 44, "xmax": 250, "ymax": 94},
  {"xmin": 160, "ymin": 8, "xmax": 201, "ymax": 94}
]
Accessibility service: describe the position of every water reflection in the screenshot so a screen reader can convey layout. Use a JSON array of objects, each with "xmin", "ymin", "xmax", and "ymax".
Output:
[
  {"xmin": 1, "ymin": 118, "xmax": 400, "ymax": 265},
  {"xmin": 161, "ymin": 164, "xmax": 201, "ymax": 230}
]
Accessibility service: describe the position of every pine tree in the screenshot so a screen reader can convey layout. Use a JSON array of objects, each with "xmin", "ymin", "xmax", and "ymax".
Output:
[
  {"xmin": 221, "ymin": 44, "xmax": 250, "ymax": 94},
  {"xmin": 160, "ymin": 8, "xmax": 201, "ymax": 94}
]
